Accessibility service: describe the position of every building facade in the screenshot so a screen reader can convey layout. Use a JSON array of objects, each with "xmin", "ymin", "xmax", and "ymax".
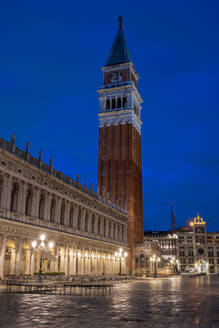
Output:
[
  {"xmin": 134, "ymin": 231, "xmax": 177, "ymax": 275},
  {"xmin": 134, "ymin": 215, "xmax": 219, "ymax": 276},
  {"xmin": 177, "ymin": 214, "xmax": 219, "ymax": 274},
  {"xmin": 97, "ymin": 17, "xmax": 144, "ymax": 271},
  {"xmin": 0, "ymin": 136, "xmax": 128, "ymax": 278}
]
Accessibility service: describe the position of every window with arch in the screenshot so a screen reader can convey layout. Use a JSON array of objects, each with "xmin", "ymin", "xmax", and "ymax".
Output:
[
  {"xmin": 69, "ymin": 206, "xmax": 74, "ymax": 227},
  {"xmin": 11, "ymin": 182, "xmax": 19, "ymax": 212},
  {"xmin": 122, "ymin": 97, "xmax": 127, "ymax": 108},
  {"xmin": 25, "ymin": 188, "xmax": 32, "ymax": 216},
  {"xmin": 117, "ymin": 97, "xmax": 121, "ymax": 108},
  {"xmin": 85, "ymin": 211, "xmax": 88, "ymax": 232},
  {"xmin": 112, "ymin": 98, "xmax": 116, "ymax": 109},
  {"xmin": 50, "ymin": 198, "xmax": 56, "ymax": 222},
  {"xmin": 78, "ymin": 207, "xmax": 81, "ymax": 230},
  {"xmin": 98, "ymin": 217, "xmax": 101, "ymax": 235},
  {"xmin": 60, "ymin": 201, "xmax": 65, "ymax": 225},
  {"xmin": 39, "ymin": 193, "xmax": 45, "ymax": 220},
  {"xmin": 91, "ymin": 214, "xmax": 95, "ymax": 234},
  {"xmin": 106, "ymin": 99, "xmax": 110, "ymax": 110}
]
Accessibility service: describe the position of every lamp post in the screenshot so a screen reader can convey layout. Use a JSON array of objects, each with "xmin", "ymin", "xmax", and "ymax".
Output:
[
  {"xmin": 31, "ymin": 234, "xmax": 54, "ymax": 283},
  {"xmin": 115, "ymin": 248, "xmax": 128, "ymax": 275}
]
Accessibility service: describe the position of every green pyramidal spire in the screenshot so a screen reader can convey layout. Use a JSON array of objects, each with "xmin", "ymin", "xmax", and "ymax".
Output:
[{"xmin": 105, "ymin": 17, "xmax": 132, "ymax": 67}]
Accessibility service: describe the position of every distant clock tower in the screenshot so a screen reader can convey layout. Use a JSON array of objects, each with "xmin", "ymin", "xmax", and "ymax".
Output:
[{"xmin": 97, "ymin": 17, "xmax": 144, "ymax": 271}]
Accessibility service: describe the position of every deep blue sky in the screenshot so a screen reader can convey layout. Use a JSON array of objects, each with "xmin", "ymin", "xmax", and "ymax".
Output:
[{"xmin": 0, "ymin": 1, "xmax": 219, "ymax": 232}]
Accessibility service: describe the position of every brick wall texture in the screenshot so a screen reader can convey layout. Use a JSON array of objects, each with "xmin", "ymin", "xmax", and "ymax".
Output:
[{"xmin": 98, "ymin": 123, "xmax": 144, "ymax": 271}]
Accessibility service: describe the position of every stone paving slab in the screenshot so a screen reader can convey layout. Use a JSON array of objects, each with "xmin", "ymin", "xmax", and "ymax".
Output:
[{"xmin": 0, "ymin": 276, "xmax": 219, "ymax": 327}]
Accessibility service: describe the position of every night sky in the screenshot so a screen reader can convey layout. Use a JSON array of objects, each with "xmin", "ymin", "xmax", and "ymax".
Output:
[{"xmin": 0, "ymin": 1, "xmax": 218, "ymax": 232}]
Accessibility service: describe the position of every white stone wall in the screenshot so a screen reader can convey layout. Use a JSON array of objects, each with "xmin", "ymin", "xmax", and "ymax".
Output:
[
  {"xmin": 0, "ymin": 149, "xmax": 127, "ymax": 245},
  {"xmin": 0, "ymin": 147, "xmax": 129, "ymax": 277}
]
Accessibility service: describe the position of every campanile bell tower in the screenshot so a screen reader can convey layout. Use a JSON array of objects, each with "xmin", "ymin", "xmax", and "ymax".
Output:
[{"xmin": 97, "ymin": 17, "xmax": 144, "ymax": 271}]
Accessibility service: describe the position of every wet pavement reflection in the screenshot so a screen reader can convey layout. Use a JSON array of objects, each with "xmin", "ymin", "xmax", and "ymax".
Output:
[{"xmin": 0, "ymin": 276, "xmax": 219, "ymax": 327}]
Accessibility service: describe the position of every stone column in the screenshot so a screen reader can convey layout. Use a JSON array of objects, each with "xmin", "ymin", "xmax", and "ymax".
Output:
[
  {"xmin": 30, "ymin": 250, "xmax": 35, "ymax": 275},
  {"xmin": 110, "ymin": 221, "xmax": 114, "ymax": 240},
  {"xmin": 115, "ymin": 223, "xmax": 118, "ymax": 240},
  {"xmin": 64, "ymin": 246, "xmax": 69, "ymax": 275},
  {"xmin": 100, "ymin": 251, "xmax": 103, "ymax": 274},
  {"xmin": 69, "ymin": 249, "xmax": 74, "ymax": 275},
  {"xmin": 0, "ymin": 237, "xmax": 7, "ymax": 278},
  {"xmin": 34, "ymin": 188, "xmax": 40, "ymax": 218},
  {"xmin": 81, "ymin": 247, "xmax": 85, "ymax": 274},
  {"xmin": 100, "ymin": 217, "xmax": 104, "ymax": 236},
  {"xmin": 94, "ymin": 216, "xmax": 98, "ymax": 234},
  {"xmin": 25, "ymin": 249, "xmax": 31, "ymax": 274},
  {"xmin": 118, "ymin": 225, "xmax": 122, "ymax": 241},
  {"xmin": 84, "ymin": 252, "xmax": 87, "ymax": 274},
  {"xmin": 1, "ymin": 175, "xmax": 11, "ymax": 209},
  {"xmin": 60, "ymin": 248, "xmax": 64, "ymax": 272},
  {"xmin": 95, "ymin": 250, "xmax": 98, "ymax": 274},
  {"xmin": 35, "ymin": 251, "xmax": 40, "ymax": 273},
  {"xmin": 87, "ymin": 211, "xmax": 92, "ymax": 233},
  {"xmin": 106, "ymin": 220, "xmax": 109, "ymax": 238},
  {"xmin": 74, "ymin": 206, "xmax": 78, "ymax": 228},
  {"xmin": 88, "ymin": 249, "xmax": 92, "ymax": 274},
  {"xmin": 77, "ymin": 249, "xmax": 81, "ymax": 274},
  {"xmin": 90, "ymin": 252, "xmax": 93, "ymax": 275},
  {"xmin": 44, "ymin": 192, "xmax": 51, "ymax": 221},
  {"xmin": 15, "ymin": 239, "xmax": 23, "ymax": 276},
  {"xmin": 109, "ymin": 257, "xmax": 112, "ymax": 274},
  {"xmin": 81, "ymin": 209, "xmax": 85, "ymax": 232},
  {"xmin": 10, "ymin": 249, "xmax": 16, "ymax": 275},
  {"xmin": 53, "ymin": 245, "xmax": 59, "ymax": 272},
  {"xmin": 123, "ymin": 225, "xmax": 127, "ymax": 242},
  {"xmin": 102, "ymin": 253, "xmax": 106, "ymax": 274},
  {"xmin": 6, "ymin": 176, "xmax": 12, "ymax": 210},
  {"xmin": 65, "ymin": 201, "xmax": 70, "ymax": 226},
  {"xmin": 74, "ymin": 246, "xmax": 77, "ymax": 274},
  {"xmin": 56, "ymin": 197, "xmax": 61, "ymax": 224},
  {"xmin": 114, "ymin": 257, "xmax": 117, "ymax": 274},
  {"xmin": 20, "ymin": 182, "xmax": 28, "ymax": 214}
]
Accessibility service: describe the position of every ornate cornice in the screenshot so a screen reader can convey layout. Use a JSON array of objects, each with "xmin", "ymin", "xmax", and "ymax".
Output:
[{"xmin": 98, "ymin": 110, "xmax": 142, "ymax": 134}]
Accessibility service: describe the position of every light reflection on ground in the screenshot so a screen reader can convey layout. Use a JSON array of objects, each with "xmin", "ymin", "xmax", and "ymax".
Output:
[{"xmin": 0, "ymin": 276, "xmax": 219, "ymax": 327}]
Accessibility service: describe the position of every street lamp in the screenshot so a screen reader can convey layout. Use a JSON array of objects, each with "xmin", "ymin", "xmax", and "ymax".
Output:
[
  {"xmin": 31, "ymin": 234, "xmax": 54, "ymax": 283},
  {"xmin": 114, "ymin": 249, "xmax": 128, "ymax": 275}
]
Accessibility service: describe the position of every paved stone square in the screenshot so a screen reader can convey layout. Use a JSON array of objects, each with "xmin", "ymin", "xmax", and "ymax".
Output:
[{"xmin": 0, "ymin": 276, "xmax": 219, "ymax": 327}]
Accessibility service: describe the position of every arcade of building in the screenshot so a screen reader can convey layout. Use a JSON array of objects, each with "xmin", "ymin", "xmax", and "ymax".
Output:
[{"xmin": 0, "ymin": 137, "xmax": 128, "ymax": 278}]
